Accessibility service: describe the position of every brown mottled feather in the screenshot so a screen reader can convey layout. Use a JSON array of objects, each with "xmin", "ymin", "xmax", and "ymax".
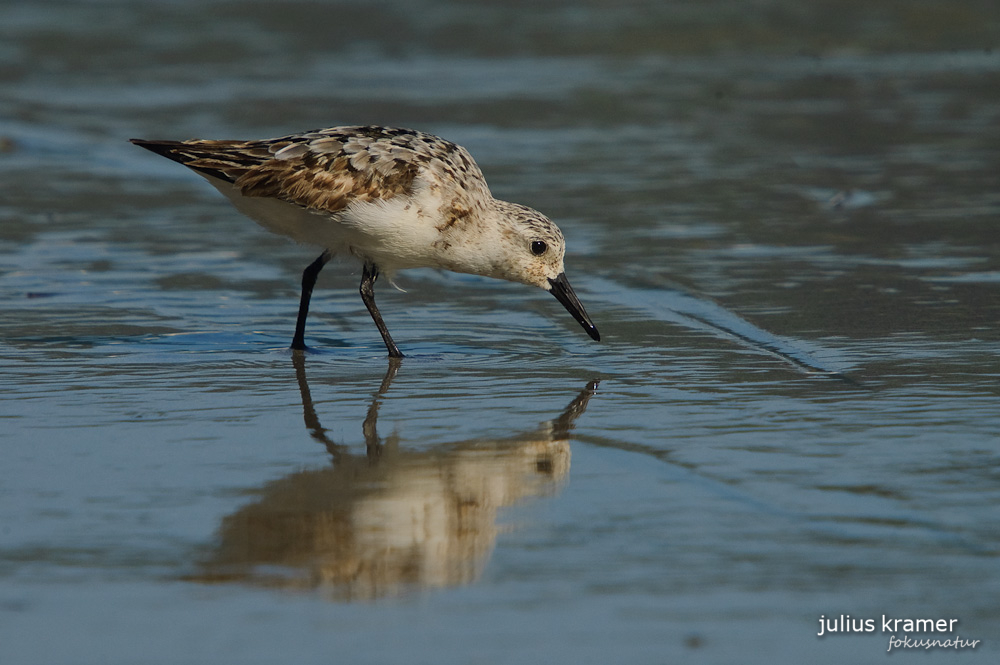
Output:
[
  {"xmin": 130, "ymin": 126, "xmax": 488, "ymax": 215},
  {"xmin": 234, "ymin": 151, "xmax": 420, "ymax": 213}
]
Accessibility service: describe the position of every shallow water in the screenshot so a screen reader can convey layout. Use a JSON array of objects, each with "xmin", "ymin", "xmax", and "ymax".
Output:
[{"xmin": 2, "ymin": 1, "xmax": 999, "ymax": 663}]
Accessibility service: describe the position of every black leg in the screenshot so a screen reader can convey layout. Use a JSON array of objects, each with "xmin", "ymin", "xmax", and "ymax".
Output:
[
  {"xmin": 291, "ymin": 250, "xmax": 331, "ymax": 351},
  {"xmin": 360, "ymin": 261, "xmax": 404, "ymax": 358}
]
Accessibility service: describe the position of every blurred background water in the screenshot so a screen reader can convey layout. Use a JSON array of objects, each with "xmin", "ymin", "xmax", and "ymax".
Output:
[{"xmin": 1, "ymin": 1, "xmax": 999, "ymax": 663}]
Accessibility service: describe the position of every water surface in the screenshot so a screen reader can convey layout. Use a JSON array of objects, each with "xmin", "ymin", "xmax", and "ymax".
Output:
[{"xmin": 2, "ymin": 1, "xmax": 999, "ymax": 663}]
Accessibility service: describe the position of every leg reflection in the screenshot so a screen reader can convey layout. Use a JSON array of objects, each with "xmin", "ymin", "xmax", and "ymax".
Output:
[{"xmin": 293, "ymin": 354, "xmax": 403, "ymax": 464}]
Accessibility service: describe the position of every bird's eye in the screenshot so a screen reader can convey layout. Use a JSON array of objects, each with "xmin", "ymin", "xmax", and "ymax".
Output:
[{"xmin": 530, "ymin": 240, "xmax": 548, "ymax": 256}]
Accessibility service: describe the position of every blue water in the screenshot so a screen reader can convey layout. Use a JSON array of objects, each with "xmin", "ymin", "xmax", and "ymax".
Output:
[{"xmin": 2, "ymin": 1, "xmax": 999, "ymax": 663}]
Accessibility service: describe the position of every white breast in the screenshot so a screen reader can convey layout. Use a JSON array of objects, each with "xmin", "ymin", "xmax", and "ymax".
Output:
[{"xmin": 202, "ymin": 173, "xmax": 445, "ymax": 275}]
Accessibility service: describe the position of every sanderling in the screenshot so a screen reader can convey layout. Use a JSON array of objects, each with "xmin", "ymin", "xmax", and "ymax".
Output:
[{"xmin": 130, "ymin": 125, "xmax": 599, "ymax": 357}]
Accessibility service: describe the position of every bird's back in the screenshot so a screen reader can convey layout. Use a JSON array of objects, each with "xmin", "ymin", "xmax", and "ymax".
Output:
[{"xmin": 130, "ymin": 125, "xmax": 492, "ymax": 216}]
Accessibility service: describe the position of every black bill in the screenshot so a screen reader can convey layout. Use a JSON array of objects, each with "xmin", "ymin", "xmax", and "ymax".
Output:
[{"xmin": 548, "ymin": 273, "xmax": 600, "ymax": 341}]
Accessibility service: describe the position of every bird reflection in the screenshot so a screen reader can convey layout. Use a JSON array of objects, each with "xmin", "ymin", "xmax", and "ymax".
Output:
[{"xmin": 189, "ymin": 356, "xmax": 598, "ymax": 601}]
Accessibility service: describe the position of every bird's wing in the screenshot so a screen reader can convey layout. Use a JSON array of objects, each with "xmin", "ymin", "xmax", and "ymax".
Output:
[{"xmin": 130, "ymin": 126, "xmax": 488, "ymax": 215}]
